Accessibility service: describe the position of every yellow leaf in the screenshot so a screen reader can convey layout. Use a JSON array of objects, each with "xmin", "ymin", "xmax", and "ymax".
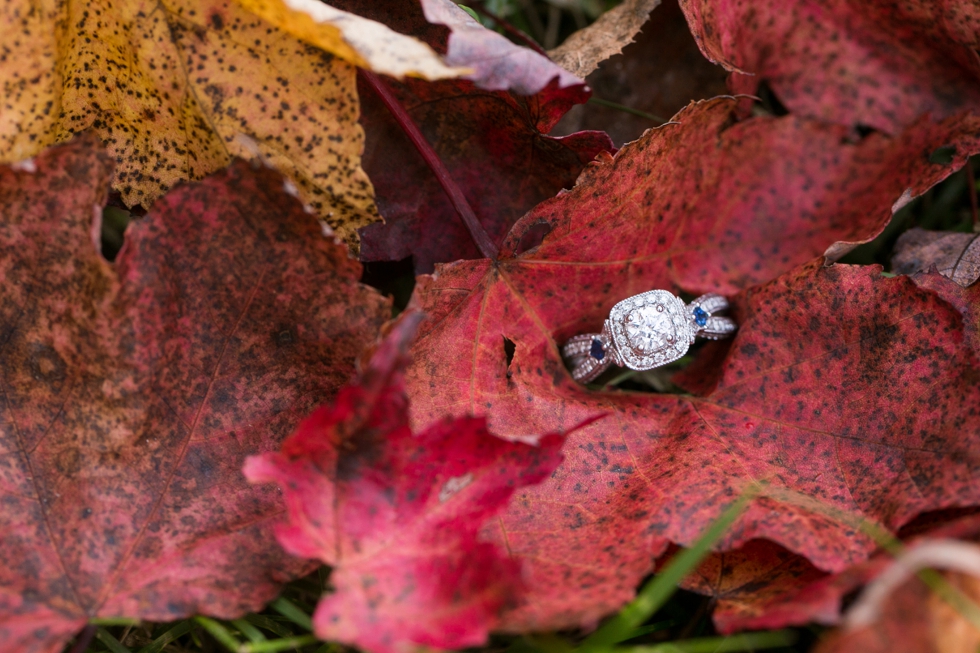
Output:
[
  {"xmin": 1, "ymin": 0, "xmax": 444, "ymax": 247},
  {"xmin": 235, "ymin": 0, "xmax": 468, "ymax": 81}
]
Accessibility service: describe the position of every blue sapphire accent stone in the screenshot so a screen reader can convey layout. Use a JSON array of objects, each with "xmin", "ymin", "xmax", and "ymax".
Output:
[
  {"xmin": 590, "ymin": 338, "xmax": 605, "ymax": 360},
  {"xmin": 693, "ymin": 306, "xmax": 708, "ymax": 327}
]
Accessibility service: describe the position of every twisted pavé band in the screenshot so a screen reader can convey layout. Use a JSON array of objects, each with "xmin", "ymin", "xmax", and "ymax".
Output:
[{"xmin": 562, "ymin": 292, "xmax": 737, "ymax": 384}]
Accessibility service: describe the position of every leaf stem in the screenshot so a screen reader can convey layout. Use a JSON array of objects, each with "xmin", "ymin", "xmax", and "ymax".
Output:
[
  {"xmin": 359, "ymin": 70, "xmax": 499, "ymax": 260},
  {"xmin": 966, "ymin": 159, "xmax": 978, "ymax": 229},
  {"xmin": 588, "ymin": 98, "xmax": 667, "ymax": 124}
]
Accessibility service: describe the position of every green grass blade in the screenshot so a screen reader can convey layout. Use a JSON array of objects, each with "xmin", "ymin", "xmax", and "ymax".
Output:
[
  {"xmin": 240, "ymin": 634, "xmax": 320, "ymax": 653},
  {"xmin": 90, "ymin": 618, "xmax": 141, "ymax": 627},
  {"xmin": 233, "ymin": 618, "xmax": 267, "ymax": 644},
  {"xmin": 578, "ymin": 487, "xmax": 759, "ymax": 653},
  {"xmin": 194, "ymin": 616, "xmax": 242, "ymax": 652},
  {"xmin": 615, "ymin": 629, "xmax": 797, "ymax": 653},
  {"xmin": 137, "ymin": 620, "xmax": 193, "ymax": 653},
  {"xmin": 95, "ymin": 627, "xmax": 133, "ymax": 653},
  {"xmin": 270, "ymin": 597, "xmax": 313, "ymax": 632},
  {"xmin": 614, "ymin": 620, "xmax": 676, "ymax": 642},
  {"xmin": 244, "ymin": 615, "xmax": 296, "ymax": 639},
  {"xmin": 913, "ymin": 568, "xmax": 980, "ymax": 631}
]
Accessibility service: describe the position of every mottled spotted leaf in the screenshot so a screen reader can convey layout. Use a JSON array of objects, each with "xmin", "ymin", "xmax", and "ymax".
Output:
[
  {"xmin": 0, "ymin": 0, "xmax": 391, "ymax": 245},
  {"xmin": 245, "ymin": 314, "xmax": 568, "ymax": 653},
  {"xmin": 679, "ymin": 0, "xmax": 980, "ymax": 133},
  {"xmin": 0, "ymin": 136, "xmax": 388, "ymax": 653},
  {"xmin": 400, "ymin": 98, "xmax": 980, "ymax": 630}
]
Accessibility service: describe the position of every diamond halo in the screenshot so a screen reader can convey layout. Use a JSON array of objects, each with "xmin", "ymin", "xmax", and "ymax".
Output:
[{"xmin": 607, "ymin": 290, "xmax": 693, "ymax": 370}]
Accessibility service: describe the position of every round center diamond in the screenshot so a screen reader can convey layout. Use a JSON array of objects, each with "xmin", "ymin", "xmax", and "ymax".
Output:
[{"xmin": 625, "ymin": 305, "xmax": 675, "ymax": 352}]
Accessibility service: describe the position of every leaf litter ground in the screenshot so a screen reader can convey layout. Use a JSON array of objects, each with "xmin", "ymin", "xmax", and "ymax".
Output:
[{"xmin": 5, "ymin": 1, "xmax": 976, "ymax": 652}]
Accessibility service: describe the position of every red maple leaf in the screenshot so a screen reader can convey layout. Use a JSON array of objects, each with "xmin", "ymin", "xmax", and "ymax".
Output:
[
  {"xmin": 244, "ymin": 313, "xmax": 572, "ymax": 653},
  {"xmin": 679, "ymin": 0, "xmax": 980, "ymax": 133},
  {"xmin": 0, "ymin": 136, "xmax": 389, "ymax": 653},
  {"xmin": 400, "ymin": 99, "xmax": 980, "ymax": 630}
]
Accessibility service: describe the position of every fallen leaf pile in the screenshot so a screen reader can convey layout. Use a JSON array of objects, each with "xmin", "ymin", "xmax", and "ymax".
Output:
[{"xmin": 2, "ymin": 0, "xmax": 980, "ymax": 652}]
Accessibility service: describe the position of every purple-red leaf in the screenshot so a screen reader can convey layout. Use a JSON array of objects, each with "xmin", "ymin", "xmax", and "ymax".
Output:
[
  {"xmin": 331, "ymin": 0, "xmax": 613, "ymax": 273},
  {"xmin": 419, "ymin": 0, "xmax": 582, "ymax": 94},
  {"xmin": 358, "ymin": 76, "xmax": 613, "ymax": 272},
  {"xmin": 679, "ymin": 0, "xmax": 980, "ymax": 133},
  {"xmin": 400, "ymin": 99, "xmax": 980, "ymax": 630},
  {"xmin": 0, "ymin": 136, "xmax": 389, "ymax": 653},
  {"xmin": 244, "ymin": 314, "xmax": 568, "ymax": 653},
  {"xmin": 332, "ymin": 0, "xmax": 584, "ymax": 95}
]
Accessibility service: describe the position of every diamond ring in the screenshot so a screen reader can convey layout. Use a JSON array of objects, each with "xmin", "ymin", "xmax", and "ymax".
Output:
[{"xmin": 562, "ymin": 291, "xmax": 737, "ymax": 384}]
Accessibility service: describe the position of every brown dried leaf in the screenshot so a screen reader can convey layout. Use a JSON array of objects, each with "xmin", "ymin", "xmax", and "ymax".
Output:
[
  {"xmin": 551, "ymin": 0, "xmax": 729, "ymax": 147},
  {"xmin": 547, "ymin": 0, "xmax": 662, "ymax": 79},
  {"xmin": 892, "ymin": 228, "xmax": 980, "ymax": 287},
  {"xmin": 817, "ymin": 564, "xmax": 980, "ymax": 653}
]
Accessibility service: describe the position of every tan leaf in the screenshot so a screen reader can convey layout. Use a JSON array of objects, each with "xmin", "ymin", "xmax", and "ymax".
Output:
[
  {"xmin": 817, "ymin": 541, "xmax": 980, "ymax": 653},
  {"xmin": 0, "ymin": 0, "xmax": 388, "ymax": 247},
  {"xmin": 547, "ymin": 0, "xmax": 662, "ymax": 79},
  {"xmin": 892, "ymin": 228, "xmax": 980, "ymax": 287},
  {"xmin": 233, "ymin": 0, "xmax": 468, "ymax": 80}
]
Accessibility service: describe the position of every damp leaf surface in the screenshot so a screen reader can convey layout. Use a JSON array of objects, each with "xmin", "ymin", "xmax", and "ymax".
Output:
[
  {"xmin": 401, "ymin": 99, "xmax": 980, "ymax": 631},
  {"xmin": 0, "ymin": 136, "xmax": 389, "ymax": 653},
  {"xmin": 244, "ymin": 314, "xmax": 567, "ymax": 653}
]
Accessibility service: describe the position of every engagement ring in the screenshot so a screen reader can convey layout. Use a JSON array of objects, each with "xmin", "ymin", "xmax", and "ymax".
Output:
[{"xmin": 562, "ymin": 291, "xmax": 737, "ymax": 383}]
